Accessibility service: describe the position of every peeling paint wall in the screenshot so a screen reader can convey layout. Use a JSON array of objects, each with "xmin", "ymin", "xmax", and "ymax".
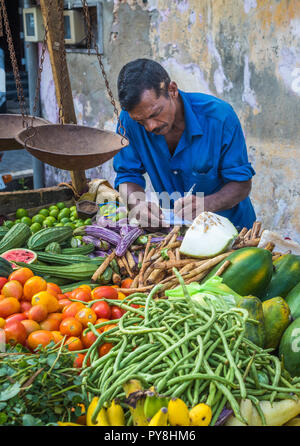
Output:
[{"xmin": 40, "ymin": 0, "xmax": 300, "ymax": 240}]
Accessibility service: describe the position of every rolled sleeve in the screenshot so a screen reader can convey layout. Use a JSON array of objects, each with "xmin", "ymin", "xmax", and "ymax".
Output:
[
  {"xmin": 113, "ymin": 112, "xmax": 146, "ymax": 190},
  {"xmin": 219, "ymin": 110, "xmax": 256, "ymax": 183}
]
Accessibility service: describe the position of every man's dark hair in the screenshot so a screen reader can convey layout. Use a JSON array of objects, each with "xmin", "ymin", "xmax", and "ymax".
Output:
[{"xmin": 117, "ymin": 59, "xmax": 171, "ymax": 111}]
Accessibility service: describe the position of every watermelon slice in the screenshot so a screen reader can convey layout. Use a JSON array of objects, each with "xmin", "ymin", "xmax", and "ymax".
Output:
[{"xmin": 1, "ymin": 248, "xmax": 37, "ymax": 269}]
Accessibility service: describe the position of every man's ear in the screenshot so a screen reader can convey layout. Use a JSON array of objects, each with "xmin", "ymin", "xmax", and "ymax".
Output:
[{"xmin": 168, "ymin": 81, "xmax": 179, "ymax": 99}]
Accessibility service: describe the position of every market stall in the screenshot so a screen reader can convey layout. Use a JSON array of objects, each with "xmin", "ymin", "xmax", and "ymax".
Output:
[{"xmin": 1, "ymin": 0, "xmax": 300, "ymax": 429}]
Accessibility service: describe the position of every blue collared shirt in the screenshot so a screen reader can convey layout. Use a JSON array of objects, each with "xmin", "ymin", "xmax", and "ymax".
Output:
[{"xmin": 113, "ymin": 90, "xmax": 256, "ymax": 229}]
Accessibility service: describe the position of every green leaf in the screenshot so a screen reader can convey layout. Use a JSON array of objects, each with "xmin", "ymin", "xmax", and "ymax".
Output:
[
  {"xmin": 0, "ymin": 383, "xmax": 21, "ymax": 401},
  {"xmin": 22, "ymin": 414, "xmax": 43, "ymax": 426},
  {"xmin": 0, "ymin": 412, "xmax": 7, "ymax": 425}
]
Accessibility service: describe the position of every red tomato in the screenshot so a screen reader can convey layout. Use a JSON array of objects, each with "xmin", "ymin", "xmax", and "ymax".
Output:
[
  {"xmin": 0, "ymin": 277, "xmax": 8, "ymax": 292},
  {"xmin": 110, "ymin": 306, "xmax": 125, "ymax": 320},
  {"xmin": 5, "ymin": 312, "xmax": 27, "ymax": 325},
  {"xmin": 73, "ymin": 353, "xmax": 85, "ymax": 368},
  {"xmin": 71, "ymin": 288, "xmax": 91, "ymax": 303},
  {"xmin": 4, "ymin": 321, "xmax": 27, "ymax": 345},
  {"xmin": 0, "ymin": 297, "xmax": 21, "ymax": 318},
  {"xmin": 81, "ymin": 329, "xmax": 97, "ymax": 348},
  {"xmin": 92, "ymin": 286, "xmax": 118, "ymax": 300},
  {"xmin": 91, "ymin": 301, "xmax": 111, "ymax": 320},
  {"xmin": 20, "ymin": 301, "xmax": 32, "ymax": 313},
  {"xmin": 98, "ymin": 342, "xmax": 114, "ymax": 357}
]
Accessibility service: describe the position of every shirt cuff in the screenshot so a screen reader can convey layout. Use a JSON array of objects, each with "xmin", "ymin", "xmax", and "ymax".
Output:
[
  {"xmin": 220, "ymin": 163, "xmax": 256, "ymax": 183},
  {"xmin": 114, "ymin": 174, "xmax": 146, "ymax": 191}
]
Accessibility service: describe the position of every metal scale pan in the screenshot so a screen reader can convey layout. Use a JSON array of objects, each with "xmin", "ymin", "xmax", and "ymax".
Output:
[
  {"xmin": 15, "ymin": 123, "xmax": 128, "ymax": 171},
  {"xmin": 0, "ymin": 114, "xmax": 50, "ymax": 150}
]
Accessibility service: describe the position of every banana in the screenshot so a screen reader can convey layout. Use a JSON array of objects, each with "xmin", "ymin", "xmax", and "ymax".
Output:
[
  {"xmin": 148, "ymin": 407, "xmax": 168, "ymax": 426},
  {"xmin": 168, "ymin": 398, "xmax": 191, "ymax": 426},
  {"xmin": 86, "ymin": 397, "xmax": 110, "ymax": 426},
  {"xmin": 123, "ymin": 379, "xmax": 148, "ymax": 426},
  {"xmin": 107, "ymin": 400, "xmax": 126, "ymax": 426},
  {"xmin": 144, "ymin": 393, "xmax": 170, "ymax": 420},
  {"xmin": 189, "ymin": 403, "xmax": 212, "ymax": 426}
]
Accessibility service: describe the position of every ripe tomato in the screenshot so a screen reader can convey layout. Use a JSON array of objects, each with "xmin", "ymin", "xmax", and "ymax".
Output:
[
  {"xmin": 5, "ymin": 312, "xmax": 27, "ymax": 325},
  {"xmin": 78, "ymin": 285, "xmax": 92, "ymax": 293},
  {"xmin": 75, "ymin": 307, "xmax": 97, "ymax": 327},
  {"xmin": 39, "ymin": 316, "xmax": 61, "ymax": 331},
  {"xmin": 46, "ymin": 282, "xmax": 62, "ymax": 297},
  {"xmin": 0, "ymin": 277, "xmax": 8, "ymax": 292},
  {"xmin": 57, "ymin": 293, "xmax": 67, "ymax": 300},
  {"xmin": 51, "ymin": 331, "xmax": 64, "ymax": 344},
  {"xmin": 57, "ymin": 298, "xmax": 72, "ymax": 312},
  {"xmin": 21, "ymin": 319, "xmax": 40, "ymax": 335},
  {"xmin": 94, "ymin": 318, "xmax": 110, "ymax": 333},
  {"xmin": 73, "ymin": 353, "xmax": 85, "ymax": 368},
  {"xmin": 31, "ymin": 291, "xmax": 60, "ymax": 313},
  {"xmin": 98, "ymin": 342, "xmax": 114, "ymax": 357},
  {"xmin": 1, "ymin": 280, "xmax": 23, "ymax": 300},
  {"xmin": 71, "ymin": 288, "xmax": 91, "ymax": 303},
  {"xmin": 62, "ymin": 302, "xmax": 85, "ymax": 319},
  {"xmin": 0, "ymin": 297, "xmax": 21, "ymax": 318},
  {"xmin": 28, "ymin": 304, "xmax": 48, "ymax": 322},
  {"xmin": 59, "ymin": 317, "xmax": 83, "ymax": 337},
  {"xmin": 91, "ymin": 286, "xmax": 118, "ymax": 300},
  {"xmin": 64, "ymin": 292, "xmax": 73, "ymax": 299},
  {"xmin": 47, "ymin": 312, "xmax": 64, "ymax": 323},
  {"xmin": 121, "ymin": 278, "xmax": 133, "ymax": 288},
  {"xmin": 8, "ymin": 268, "xmax": 34, "ymax": 285},
  {"xmin": 0, "ymin": 294, "xmax": 5, "ymax": 301},
  {"xmin": 19, "ymin": 300, "xmax": 32, "ymax": 313},
  {"xmin": 27, "ymin": 330, "xmax": 54, "ymax": 350},
  {"xmin": 64, "ymin": 336, "xmax": 83, "ymax": 351},
  {"xmin": 110, "ymin": 306, "xmax": 125, "ymax": 320},
  {"xmin": 103, "ymin": 323, "xmax": 118, "ymax": 332},
  {"xmin": 81, "ymin": 329, "xmax": 97, "ymax": 348},
  {"xmin": 23, "ymin": 276, "xmax": 47, "ymax": 301},
  {"xmin": 5, "ymin": 321, "xmax": 27, "ymax": 345},
  {"xmin": 91, "ymin": 301, "xmax": 111, "ymax": 320}
]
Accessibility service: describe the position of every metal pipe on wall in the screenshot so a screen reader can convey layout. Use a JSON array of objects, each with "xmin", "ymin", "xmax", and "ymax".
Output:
[{"xmin": 23, "ymin": 0, "xmax": 45, "ymax": 189}]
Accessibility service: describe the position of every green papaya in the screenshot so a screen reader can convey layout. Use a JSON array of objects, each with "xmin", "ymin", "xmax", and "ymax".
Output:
[
  {"xmin": 279, "ymin": 317, "xmax": 300, "ymax": 377},
  {"xmin": 285, "ymin": 282, "xmax": 300, "ymax": 320},
  {"xmin": 237, "ymin": 295, "xmax": 265, "ymax": 348},
  {"xmin": 262, "ymin": 296, "xmax": 292, "ymax": 350},
  {"xmin": 261, "ymin": 254, "xmax": 300, "ymax": 302},
  {"xmin": 204, "ymin": 247, "xmax": 273, "ymax": 299}
]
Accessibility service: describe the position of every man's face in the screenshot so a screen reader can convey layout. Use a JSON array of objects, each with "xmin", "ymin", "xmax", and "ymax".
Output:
[{"xmin": 128, "ymin": 85, "xmax": 178, "ymax": 135}]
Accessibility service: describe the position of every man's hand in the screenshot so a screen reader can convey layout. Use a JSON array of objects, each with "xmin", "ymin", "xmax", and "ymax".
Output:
[
  {"xmin": 129, "ymin": 200, "xmax": 164, "ymax": 229},
  {"xmin": 174, "ymin": 194, "xmax": 204, "ymax": 221}
]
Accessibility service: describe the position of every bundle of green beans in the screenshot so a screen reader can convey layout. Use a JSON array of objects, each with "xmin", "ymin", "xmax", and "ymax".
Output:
[{"xmin": 79, "ymin": 268, "xmax": 300, "ymax": 426}]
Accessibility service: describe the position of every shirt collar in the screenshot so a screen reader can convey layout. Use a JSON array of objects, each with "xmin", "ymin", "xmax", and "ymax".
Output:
[{"xmin": 178, "ymin": 90, "xmax": 204, "ymax": 141}]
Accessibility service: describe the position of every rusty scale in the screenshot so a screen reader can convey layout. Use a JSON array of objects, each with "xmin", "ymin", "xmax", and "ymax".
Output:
[{"xmin": 0, "ymin": 0, "xmax": 128, "ymax": 170}]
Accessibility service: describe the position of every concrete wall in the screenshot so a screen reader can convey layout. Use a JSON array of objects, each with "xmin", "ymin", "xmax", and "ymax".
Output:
[{"xmin": 40, "ymin": 0, "xmax": 300, "ymax": 240}]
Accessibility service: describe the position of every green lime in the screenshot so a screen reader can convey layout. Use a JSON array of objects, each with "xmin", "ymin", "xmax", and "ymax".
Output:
[
  {"xmin": 56, "ymin": 202, "xmax": 66, "ymax": 210},
  {"xmin": 84, "ymin": 218, "xmax": 92, "ymax": 225},
  {"xmin": 55, "ymin": 222, "xmax": 64, "ymax": 227},
  {"xmin": 74, "ymin": 221, "xmax": 84, "ymax": 228},
  {"xmin": 39, "ymin": 208, "xmax": 49, "ymax": 217},
  {"xmin": 32, "ymin": 214, "xmax": 45, "ymax": 224},
  {"xmin": 60, "ymin": 217, "xmax": 70, "ymax": 224},
  {"xmin": 3, "ymin": 220, "xmax": 14, "ymax": 229},
  {"xmin": 71, "ymin": 211, "xmax": 78, "ymax": 219},
  {"xmin": 70, "ymin": 206, "xmax": 77, "ymax": 213},
  {"xmin": 64, "ymin": 222, "xmax": 75, "ymax": 229},
  {"xmin": 21, "ymin": 216, "xmax": 32, "ymax": 226},
  {"xmin": 30, "ymin": 222, "xmax": 41, "ymax": 233},
  {"xmin": 70, "ymin": 216, "xmax": 76, "ymax": 222},
  {"xmin": 47, "ymin": 216, "xmax": 57, "ymax": 224},
  {"xmin": 49, "ymin": 209, "xmax": 59, "ymax": 218},
  {"xmin": 16, "ymin": 208, "xmax": 28, "ymax": 219},
  {"xmin": 49, "ymin": 205, "xmax": 59, "ymax": 212},
  {"xmin": 43, "ymin": 218, "xmax": 54, "ymax": 227},
  {"xmin": 15, "ymin": 219, "xmax": 21, "ymax": 224}
]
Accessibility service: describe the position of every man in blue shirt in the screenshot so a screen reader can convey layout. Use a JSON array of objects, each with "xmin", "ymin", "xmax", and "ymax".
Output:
[{"xmin": 113, "ymin": 59, "xmax": 256, "ymax": 230}]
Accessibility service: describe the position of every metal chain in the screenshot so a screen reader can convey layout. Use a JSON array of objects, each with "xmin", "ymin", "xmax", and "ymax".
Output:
[
  {"xmin": 0, "ymin": 7, "xmax": 3, "ymax": 37},
  {"xmin": 57, "ymin": 0, "xmax": 69, "ymax": 124},
  {"xmin": 0, "ymin": 0, "xmax": 28, "ymax": 124},
  {"xmin": 80, "ymin": 0, "xmax": 127, "ymax": 141}
]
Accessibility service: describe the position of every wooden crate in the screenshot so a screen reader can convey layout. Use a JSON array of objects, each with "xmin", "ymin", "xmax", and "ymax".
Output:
[{"xmin": 0, "ymin": 185, "xmax": 75, "ymax": 219}]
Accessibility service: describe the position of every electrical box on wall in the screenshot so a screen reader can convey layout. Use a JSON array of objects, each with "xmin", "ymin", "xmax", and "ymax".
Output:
[
  {"xmin": 23, "ymin": 7, "xmax": 44, "ymax": 42},
  {"xmin": 63, "ymin": 10, "xmax": 85, "ymax": 45}
]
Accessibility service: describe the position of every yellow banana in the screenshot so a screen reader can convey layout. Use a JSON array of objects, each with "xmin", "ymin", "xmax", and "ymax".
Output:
[
  {"xmin": 86, "ymin": 397, "xmax": 110, "ymax": 426},
  {"xmin": 148, "ymin": 407, "xmax": 168, "ymax": 426},
  {"xmin": 168, "ymin": 398, "xmax": 191, "ymax": 426},
  {"xmin": 57, "ymin": 422, "xmax": 83, "ymax": 426},
  {"xmin": 189, "ymin": 403, "xmax": 212, "ymax": 426},
  {"xmin": 123, "ymin": 379, "xmax": 148, "ymax": 426},
  {"xmin": 107, "ymin": 400, "xmax": 126, "ymax": 426}
]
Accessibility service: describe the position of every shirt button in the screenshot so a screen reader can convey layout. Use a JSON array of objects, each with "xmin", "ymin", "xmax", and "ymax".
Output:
[{"xmin": 173, "ymin": 170, "xmax": 178, "ymax": 175}]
